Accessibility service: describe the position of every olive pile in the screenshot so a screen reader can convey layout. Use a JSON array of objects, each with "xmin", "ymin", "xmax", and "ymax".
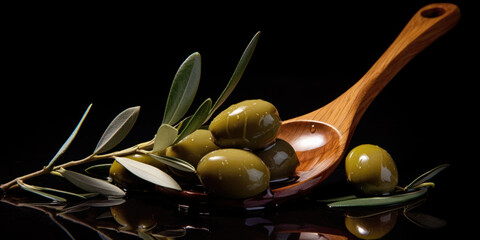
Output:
[
  {"xmin": 110, "ymin": 99, "xmax": 299, "ymax": 199},
  {"xmin": 199, "ymin": 99, "xmax": 299, "ymax": 199}
]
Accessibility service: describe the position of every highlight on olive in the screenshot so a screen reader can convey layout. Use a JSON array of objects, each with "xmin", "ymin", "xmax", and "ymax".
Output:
[
  {"xmin": 165, "ymin": 129, "xmax": 220, "ymax": 167},
  {"xmin": 345, "ymin": 144, "xmax": 399, "ymax": 196},
  {"xmin": 209, "ymin": 99, "xmax": 281, "ymax": 150},
  {"xmin": 255, "ymin": 138, "xmax": 299, "ymax": 181},
  {"xmin": 196, "ymin": 149, "xmax": 271, "ymax": 199}
]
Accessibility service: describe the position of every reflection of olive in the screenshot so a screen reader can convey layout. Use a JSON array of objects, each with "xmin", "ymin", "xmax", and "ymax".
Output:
[
  {"xmin": 197, "ymin": 149, "xmax": 270, "ymax": 199},
  {"xmin": 255, "ymin": 139, "xmax": 299, "ymax": 181},
  {"xmin": 345, "ymin": 144, "xmax": 398, "ymax": 196},
  {"xmin": 209, "ymin": 99, "xmax": 281, "ymax": 150},
  {"xmin": 165, "ymin": 129, "xmax": 220, "ymax": 167},
  {"xmin": 110, "ymin": 198, "xmax": 158, "ymax": 232},
  {"xmin": 345, "ymin": 211, "xmax": 398, "ymax": 239},
  {"xmin": 109, "ymin": 154, "xmax": 168, "ymax": 190}
]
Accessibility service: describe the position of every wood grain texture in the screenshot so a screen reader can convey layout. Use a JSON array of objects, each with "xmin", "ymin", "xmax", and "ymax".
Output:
[{"xmin": 157, "ymin": 3, "xmax": 461, "ymax": 208}]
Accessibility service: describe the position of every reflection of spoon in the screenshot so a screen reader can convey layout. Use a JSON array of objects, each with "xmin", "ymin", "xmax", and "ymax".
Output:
[{"xmin": 160, "ymin": 3, "xmax": 460, "ymax": 208}]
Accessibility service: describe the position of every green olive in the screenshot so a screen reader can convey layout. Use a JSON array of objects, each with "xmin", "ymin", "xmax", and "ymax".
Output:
[
  {"xmin": 109, "ymin": 154, "xmax": 168, "ymax": 191},
  {"xmin": 197, "ymin": 149, "xmax": 270, "ymax": 199},
  {"xmin": 255, "ymin": 139, "xmax": 299, "ymax": 181},
  {"xmin": 165, "ymin": 129, "xmax": 220, "ymax": 167},
  {"xmin": 345, "ymin": 144, "xmax": 399, "ymax": 196},
  {"xmin": 345, "ymin": 211, "xmax": 398, "ymax": 239},
  {"xmin": 209, "ymin": 99, "xmax": 281, "ymax": 150}
]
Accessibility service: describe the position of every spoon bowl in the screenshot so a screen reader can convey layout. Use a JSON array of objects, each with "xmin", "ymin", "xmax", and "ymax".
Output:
[{"xmin": 158, "ymin": 3, "xmax": 460, "ymax": 209}]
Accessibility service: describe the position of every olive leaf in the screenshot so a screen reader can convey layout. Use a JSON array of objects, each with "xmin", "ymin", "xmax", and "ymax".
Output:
[
  {"xmin": 152, "ymin": 124, "xmax": 178, "ymax": 153},
  {"xmin": 327, "ymin": 188, "xmax": 428, "ymax": 208},
  {"xmin": 93, "ymin": 106, "xmax": 141, "ymax": 155},
  {"xmin": 317, "ymin": 194, "xmax": 358, "ymax": 203},
  {"xmin": 175, "ymin": 115, "xmax": 192, "ymax": 133},
  {"xmin": 85, "ymin": 163, "xmax": 112, "ymax": 178},
  {"xmin": 174, "ymin": 98, "xmax": 212, "ymax": 144},
  {"xmin": 409, "ymin": 182, "xmax": 435, "ymax": 190},
  {"xmin": 404, "ymin": 164, "xmax": 449, "ymax": 190},
  {"xmin": 208, "ymin": 31, "xmax": 260, "ymax": 120},
  {"xmin": 114, "ymin": 157, "xmax": 182, "ymax": 191},
  {"xmin": 56, "ymin": 168, "xmax": 125, "ymax": 197},
  {"xmin": 17, "ymin": 180, "xmax": 67, "ymax": 202},
  {"xmin": 162, "ymin": 52, "xmax": 201, "ymax": 126},
  {"xmin": 147, "ymin": 153, "xmax": 196, "ymax": 173},
  {"xmin": 45, "ymin": 104, "xmax": 92, "ymax": 171}
]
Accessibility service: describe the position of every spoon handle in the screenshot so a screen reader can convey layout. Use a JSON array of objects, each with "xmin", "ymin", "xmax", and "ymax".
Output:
[{"xmin": 329, "ymin": 3, "xmax": 460, "ymax": 131}]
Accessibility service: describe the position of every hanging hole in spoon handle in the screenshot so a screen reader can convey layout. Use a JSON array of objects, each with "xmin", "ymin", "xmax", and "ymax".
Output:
[
  {"xmin": 330, "ymin": 3, "xmax": 461, "ymax": 133},
  {"xmin": 421, "ymin": 7, "xmax": 446, "ymax": 18}
]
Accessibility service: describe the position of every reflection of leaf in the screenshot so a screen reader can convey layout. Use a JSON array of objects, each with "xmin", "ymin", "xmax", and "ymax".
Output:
[
  {"xmin": 94, "ymin": 106, "xmax": 140, "ymax": 154},
  {"xmin": 153, "ymin": 124, "xmax": 178, "ymax": 153},
  {"xmin": 405, "ymin": 211, "xmax": 447, "ymax": 229},
  {"xmin": 163, "ymin": 52, "xmax": 201, "ymax": 125},
  {"xmin": 137, "ymin": 230, "xmax": 156, "ymax": 240},
  {"xmin": 46, "ymin": 104, "xmax": 92, "ymax": 170},
  {"xmin": 328, "ymin": 188, "xmax": 428, "ymax": 208},
  {"xmin": 96, "ymin": 211, "xmax": 114, "ymax": 220},
  {"xmin": 61, "ymin": 198, "xmax": 125, "ymax": 214},
  {"xmin": 404, "ymin": 164, "xmax": 449, "ymax": 190},
  {"xmin": 17, "ymin": 180, "xmax": 93, "ymax": 199},
  {"xmin": 152, "ymin": 228, "xmax": 187, "ymax": 238},
  {"xmin": 17, "ymin": 180, "xmax": 67, "ymax": 202},
  {"xmin": 57, "ymin": 168, "xmax": 125, "ymax": 197},
  {"xmin": 114, "ymin": 157, "xmax": 181, "ymax": 191}
]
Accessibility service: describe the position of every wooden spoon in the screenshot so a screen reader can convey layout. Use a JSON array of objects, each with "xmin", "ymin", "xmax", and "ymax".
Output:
[{"xmin": 160, "ymin": 3, "xmax": 460, "ymax": 209}]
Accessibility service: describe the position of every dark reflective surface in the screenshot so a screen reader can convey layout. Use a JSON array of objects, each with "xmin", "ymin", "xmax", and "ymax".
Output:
[
  {"xmin": 0, "ymin": 177, "xmax": 462, "ymax": 239},
  {"xmin": 2, "ymin": 0, "xmax": 473, "ymax": 238}
]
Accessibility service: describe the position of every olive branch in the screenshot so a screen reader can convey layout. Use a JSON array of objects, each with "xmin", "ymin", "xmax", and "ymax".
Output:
[{"xmin": 0, "ymin": 32, "xmax": 261, "ymax": 202}]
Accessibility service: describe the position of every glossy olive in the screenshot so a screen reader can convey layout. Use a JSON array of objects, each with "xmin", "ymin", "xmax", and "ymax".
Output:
[
  {"xmin": 209, "ymin": 99, "xmax": 281, "ymax": 150},
  {"xmin": 255, "ymin": 139, "xmax": 299, "ymax": 181},
  {"xmin": 165, "ymin": 129, "xmax": 220, "ymax": 167},
  {"xmin": 197, "ymin": 149, "xmax": 270, "ymax": 199},
  {"xmin": 109, "ymin": 154, "xmax": 168, "ymax": 190},
  {"xmin": 345, "ymin": 144, "xmax": 399, "ymax": 196}
]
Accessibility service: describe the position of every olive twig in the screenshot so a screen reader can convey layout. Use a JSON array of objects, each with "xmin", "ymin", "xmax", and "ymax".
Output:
[
  {"xmin": 0, "ymin": 139, "xmax": 154, "ymax": 191},
  {"xmin": 1, "ymin": 31, "xmax": 260, "ymax": 200}
]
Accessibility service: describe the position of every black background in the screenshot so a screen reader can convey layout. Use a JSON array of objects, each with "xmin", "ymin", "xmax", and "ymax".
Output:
[{"xmin": 1, "ymin": 0, "xmax": 477, "ymax": 239}]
